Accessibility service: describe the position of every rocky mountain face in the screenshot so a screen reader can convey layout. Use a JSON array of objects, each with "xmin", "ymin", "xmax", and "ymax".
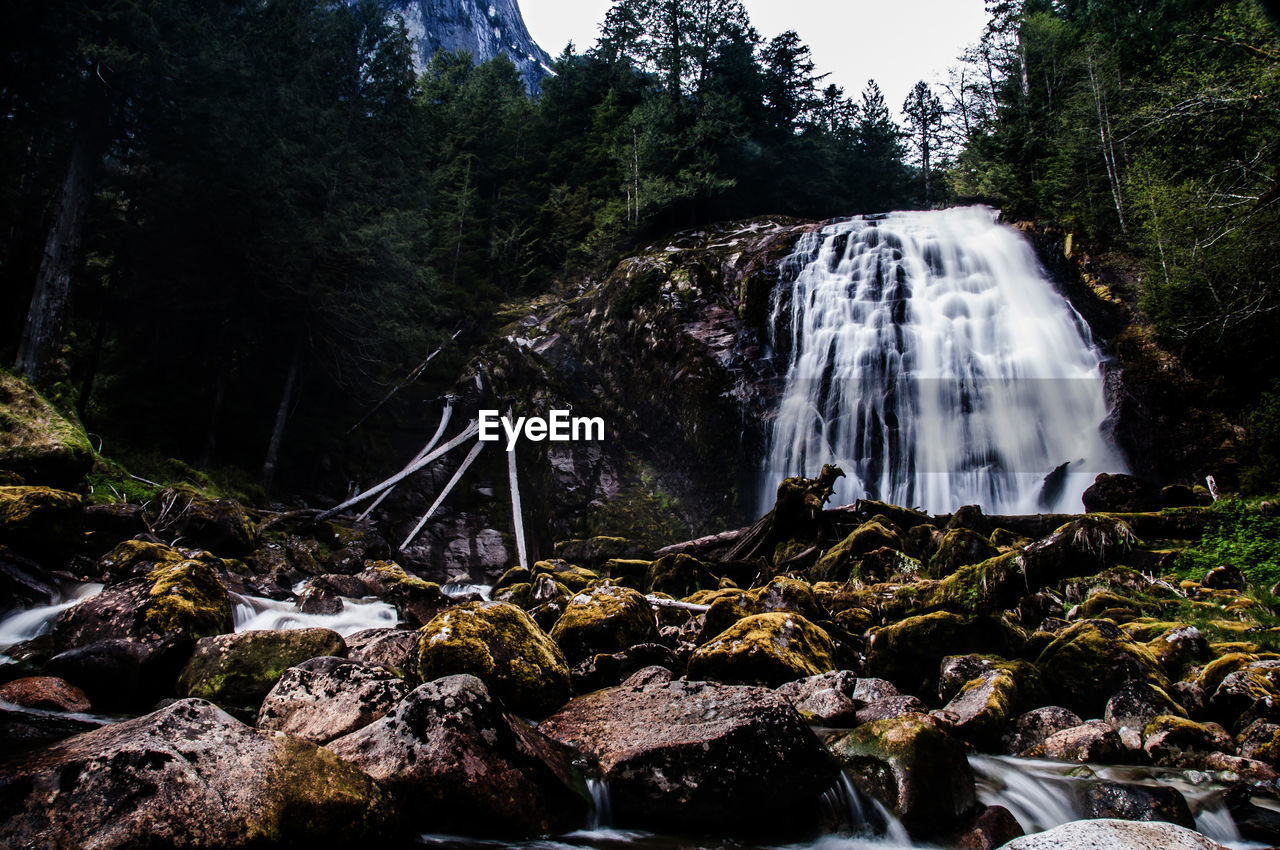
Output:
[{"xmin": 378, "ymin": 0, "xmax": 553, "ymax": 92}]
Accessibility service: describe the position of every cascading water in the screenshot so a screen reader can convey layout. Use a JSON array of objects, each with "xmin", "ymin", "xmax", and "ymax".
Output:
[{"xmin": 760, "ymin": 206, "xmax": 1125, "ymax": 516}]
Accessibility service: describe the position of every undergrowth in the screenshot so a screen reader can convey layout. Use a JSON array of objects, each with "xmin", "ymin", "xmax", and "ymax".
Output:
[{"xmin": 1177, "ymin": 496, "xmax": 1280, "ymax": 588}]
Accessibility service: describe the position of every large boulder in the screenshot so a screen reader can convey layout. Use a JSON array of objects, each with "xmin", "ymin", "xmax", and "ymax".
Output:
[
  {"xmin": 257, "ymin": 656, "xmax": 409, "ymax": 744},
  {"xmin": 827, "ymin": 713, "xmax": 977, "ymax": 839},
  {"xmin": 0, "ymin": 485, "xmax": 83, "ymax": 561},
  {"xmin": 550, "ymin": 583, "xmax": 658, "ymax": 665},
  {"xmin": 178, "ymin": 627, "xmax": 346, "ymax": 714},
  {"xmin": 700, "ymin": 575, "xmax": 825, "ymax": 639},
  {"xmin": 152, "ymin": 487, "xmax": 256, "ymax": 555},
  {"xmin": 1001, "ymin": 818, "xmax": 1229, "ymax": 850},
  {"xmin": 811, "ymin": 519, "xmax": 903, "ymax": 583},
  {"xmin": 0, "ymin": 676, "xmax": 90, "ymax": 713},
  {"xmin": 688, "ymin": 612, "xmax": 836, "ymax": 687},
  {"xmin": 417, "ymin": 601, "xmax": 570, "ymax": 718},
  {"xmin": 354, "ymin": 561, "xmax": 451, "ymax": 628},
  {"xmin": 935, "ymin": 668, "xmax": 1021, "ymax": 751},
  {"xmin": 867, "ymin": 612, "xmax": 1023, "ymax": 694},
  {"xmin": 1083, "ymin": 473, "xmax": 1162, "ymax": 513},
  {"xmin": 775, "ymin": 670, "xmax": 861, "ymax": 725},
  {"xmin": 44, "ymin": 635, "xmax": 194, "ymax": 713},
  {"xmin": 1210, "ymin": 659, "xmax": 1280, "ymax": 732},
  {"xmin": 1002, "ymin": 706, "xmax": 1084, "ymax": 756},
  {"xmin": 1039, "ymin": 720, "xmax": 1126, "ymax": 763},
  {"xmin": 0, "ymin": 374, "xmax": 94, "ymax": 487},
  {"xmin": 1083, "ymin": 781, "xmax": 1196, "ymax": 828},
  {"xmin": 326, "ymin": 674, "xmax": 587, "ymax": 837},
  {"xmin": 539, "ymin": 669, "xmax": 838, "ymax": 835},
  {"xmin": 0, "ymin": 698, "xmax": 394, "ymax": 848},
  {"xmin": 345, "ymin": 627, "xmax": 421, "ymax": 683},
  {"xmin": 928, "ymin": 528, "xmax": 999, "ymax": 578},
  {"xmin": 53, "ymin": 559, "xmax": 233, "ymax": 651},
  {"xmin": 1035, "ymin": 619, "xmax": 1167, "ymax": 718}
]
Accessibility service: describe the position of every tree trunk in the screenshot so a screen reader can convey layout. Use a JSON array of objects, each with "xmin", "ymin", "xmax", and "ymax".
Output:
[
  {"xmin": 14, "ymin": 101, "xmax": 109, "ymax": 382},
  {"xmin": 260, "ymin": 347, "xmax": 300, "ymax": 491}
]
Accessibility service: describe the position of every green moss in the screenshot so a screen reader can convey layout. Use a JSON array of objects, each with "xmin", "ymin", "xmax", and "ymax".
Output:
[
  {"xmin": 367, "ymin": 560, "xmax": 438, "ymax": 592},
  {"xmin": 145, "ymin": 559, "xmax": 234, "ymax": 638},
  {"xmin": 532, "ymin": 559, "xmax": 601, "ymax": 593},
  {"xmin": 928, "ymin": 528, "xmax": 1000, "ymax": 578},
  {"xmin": 100, "ymin": 538, "xmax": 184, "ymax": 576},
  {"xmin": 688, "ymin": 611, "xmax": 836, "ymax": 686},
  {"xmin": 179, "ymin": 627, "xmax": 345, "ymax": 711},
  {"xmin": 549, "ymin": 584, "xmax": 657, "ymax": 662},
  {"xmin": 0, "ymin": 372, "xmax": 94, "ymax": 487},
  {"xmin": 1177, "ymin": 496, "xmax": 1280, "ymax": 588},
  {"xmin": 812, "ymin": 520, "xmax": 904, "ymax": 583},
  {"xmin": 583, "ymin": 476, "xmax": 690, "ymax": 549}
]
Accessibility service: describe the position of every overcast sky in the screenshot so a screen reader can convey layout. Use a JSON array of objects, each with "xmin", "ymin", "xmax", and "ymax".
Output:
[{"xmin": 518, "ymin": 0, "xmax": 991, "ymax": 117}]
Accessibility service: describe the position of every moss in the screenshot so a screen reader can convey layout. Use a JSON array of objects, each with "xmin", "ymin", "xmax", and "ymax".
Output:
[
  {"xmin": 549, "ymin": 584, "xmax": 657, "ymax": 663},
  {"xmin": 532, "ymin": 559, "xmax": 601, "ymax": 593},
  {"xmin": 0, "ymin": 485, "xmax": 84, "ymax": 557},
  {"xmin": 1036, "ymin": 620, "xmax": 1168, "ymax": 717},
  {"xmin": 254, "ymin": 735, "xmax": 392, "ymax": 843},
  {"xmin": 812, "ymin": 520, "xmax": 904, "ymax": 583},
  {"xmin": 367, "ymin": 560, "xmax": 438, "ymax": 592},
  {"xmin": 1197, "ymin": 652, "xmax": 1258, "ymax": 694},
  {"xmin": 0, "ymin": 372, "xmax": 94, "ymax": 487},
  {"xmin": 1079, "ymin": 590, "xmax": 1144, "ymax": 620},
  {"xmin": 688, "ymin": 611, "xmax": 836, "ymax": 686},
  {"xmin": 700, "ymin": 575, "xmax": 825, "ymax": 638},
  {"xmin": 418, "ymin": 601, "xmax": 570, "ymax": 717},
  {"xmin": 928, "ymin": 528, "xmax": 1000, "ymax": 578},
  {"xmin": 145, "ymin": 559, "xmax": 234, "ymax": 638},
  {"xmin": 100, "ymin": 538, "xmax": 184, "ymax": 576},
  {"xmin": 582, "ymin": 476, "xmax": 690, "ymax": 549},
  {"xmin": 646, "ymin": 552, "xmax": 712, "ymax": 597},
  {"xmin": 179, "ymin": 627, "xmax": 345, "ymax": 712}
]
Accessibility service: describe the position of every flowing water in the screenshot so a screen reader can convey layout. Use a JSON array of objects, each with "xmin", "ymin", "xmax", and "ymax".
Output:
[
  {"xmin": 231, "ymin": 592, "xmax": 398, "ymax": 635},
  {"xmin": 760, "ymin": 206, "xmax": 1124, "ymax": 516}
]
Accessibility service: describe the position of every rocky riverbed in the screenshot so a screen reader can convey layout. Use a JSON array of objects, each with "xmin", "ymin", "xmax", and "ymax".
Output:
[{"xmin": 3, "ymin": 377, "xmax": 1280, "ymax": 849}]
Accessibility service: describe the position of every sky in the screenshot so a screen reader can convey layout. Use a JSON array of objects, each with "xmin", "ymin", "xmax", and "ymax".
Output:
[{"xmin": 517, "ymin": 0, "xmax": 991, "ymax": 118}]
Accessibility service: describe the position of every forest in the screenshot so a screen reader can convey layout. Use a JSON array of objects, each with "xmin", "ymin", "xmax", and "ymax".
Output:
[{"xmin": 2, "ymin": 0, "xmax": 1278, "ymax": 495}]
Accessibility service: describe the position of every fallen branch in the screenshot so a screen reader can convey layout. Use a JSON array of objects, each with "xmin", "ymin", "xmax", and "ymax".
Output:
[
  {"xmin": 399, "ymin": 439, "xmax": 486, "ymax": 551},
  {"xmin": 645, "ymin": 595, "xmax": 710, "ymax": 613},
  {"xmin": 345, "ymin": 329, "xmax": 461, "ymax": 435},
  {"xmin": 653, "ymin": 526, "xmax": 751, "ymax": 558},
  {"xmin": 358, "ymin": 403, "xmax": 454, "ymax": 521}
]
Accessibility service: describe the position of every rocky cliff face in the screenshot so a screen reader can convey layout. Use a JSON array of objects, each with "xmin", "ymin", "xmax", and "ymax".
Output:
[{"xmin": 379, "ymin": 0, "xmax": 553, "ymax": 93}]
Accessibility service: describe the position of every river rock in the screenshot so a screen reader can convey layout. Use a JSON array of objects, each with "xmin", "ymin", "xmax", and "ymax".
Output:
[
  {"xmin": 827, "ymin": 712, "xmax": 977, "ymax": 838},
  {"xmin": 356, "ymin": 561, "xmax": 451, "ymax": 628},
  {"xmin": 857, "ymin": 694, "xmax": 929, "ymax": 725},
  {"xmin": 569, "ymin": 642, "xmax": 681, "ymax": 693},
  {"xmin": 1035, "ymin": 619, "xmax": 1167, "ymax": 718},
  {"xmin": 1084, "ymin": 781, "xmax": 1196, "ymax": 828},
  {"xmin": 700, "ymin": 575, "xmax": 825, "ymax": 639},
  {"xmin": 550, "ymin": 583, "xmax": 657, "ymax": 665},
  {"xmin": 1002, "ymin": 706, "xmax": 1084, "ymax": 756},
  {"xmin": 1237, "ymin": 719, "xmax": 1280, "ymax": 764},
  {"xmin": 45, "ymin": 634, "xmax": 194, "ymax": 713},
  {"xmin": 178, "ymin": 627, "xmax": 346, "ymax": 714},
  {"xmin": 539, "ymin": 670, "xmax": 838, "ymax": 834},
  {"xmin": 152, "ymin": 486, "xmax": 256, "ymax": 555},
  {"xmin": 928, "ymin": 528, "xmax": 1000, "ymax": 578},
  {"xmin": 867, "ymin": 611, "xmax": 1023, "ymax": 694},
  {"xmin": 0, "ymin": 546, "xmax": 57, "ymax": 608},
  {"xmin": 0, "ymin": 698, "xmax": 393, "ymax": 848},
  {"xmin": 852, "ymin": 677, "xmax": 900, "ymax": 703},
  {"xmin": 644, "ymin": 552, "xmax": 713, "ymax": 596},
  {"xmin": 346, "ymin": 627, "xmax": 421, "ymax": 683},
  {"xmin": 0, "ymin": 485, "xmax": 83, "ymax": 562},
  {"xmin": 1040, "ymin": 720, "xmax": 1126, "ymax": 762},
  {"xmin": 53, "ymin": 559, "xmax": 233, "ymax": 650},
  {"xmin": 1001, "ymin": 817, "xmax": 1229, "ymax": 849},
  {"xmin": 1082, "ymin": 473, "xmax": 1162, "ymax": 512},
  {"xmin": 1106, "ymin": 680, "xmax": 1188, "ymax": 732},
  {"xmin": 775, "ymin": 669, "xmax": 861, "ymax": 725},
  {"xmin": 1210, "ymin": 659, "xmax": 1280, "ymax": 731},
  {"xmin": 811, "ymin": 518, "xmax": 903, "ymax": 582},
  {"xmin": 688, "ymin": 611, "xmax": 836, "ymax": 686},
  {"xmin": 1142, "ymin": 715, "xmax": 1232, "ymax": 765},
  {"xmin": 418, "ymin": 600, "xmax": 570, "ymax": 717},
  {"xmin": 326, "ymin": 674, "xmax": 587, "ymax": 837},
  {"xmin": 257, "ymin": 656, "xmax": 409, "ymax": 743},
  {"xmin": 0, "ymin": 676, "xmax": 90, "ymax": 712},
  {"xmin": 0, "ymin": 700, "xmax": 110, "ymax": 757},
  {"xmin": 0, "ymin": 374, "xmax": 94, "ymax": 488},
  {"xmin": 952, "ymin": 804, "xmax": 1024, "ymax": 849},
  {"xmin": 936, "ymin": 669, "xmax": 1020, "ymax": 750}
]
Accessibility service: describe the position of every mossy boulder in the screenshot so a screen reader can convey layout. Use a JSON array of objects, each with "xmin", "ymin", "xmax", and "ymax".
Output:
[
  {"xmin": 178, "ymin": 627, "xmax": 346, "ymax": 714},
  {"xmin": 936, "ymin": 669, "xmax": 1021, "ymax": 751},
  {"xmin": 98, "ymin": 538, "xmax": 184, "ymax": 577},
  {"xmin": 645, "ymin": 552, "xmax": 714, "ymax": 596},
  {"xmin": 553, "ymin": 536, "xmax": 646, "ymax": 569},
  {"xmin": 1143, "ymin": 714, "xmax": 1232, "ymax": 765},
  {"xmin": 0, "ymin": 485, "xmax": 83, "ymax": 560},
  {"xmin": 1035, "ymin": 619, "xmax": 1168, "ymax": 718},
  {"xmin": 827, "ymin": 713, "xmax": 977, "ymax": 839},
  {"xmin": 603, "ymin": 557, "xmax": 652, "ymax": 588},
  {"xmin": 688, "ymin": 612, "xmax": 836, "ymax": 686},
  {"xmin": 356, "ymin": 561, "xmax": 450, "ymax": 628},
  {"xmin": 531, "ymin": 559, "xmax": 601, "ymax": 593},
  {"xmin": 867, "ymin": 612, "xmax": 1025, "ymax": 694},
  {"xmin": 0, "ymin": 373, "xmax": 94, "ymax": 487},
  {"xmin": 418, "ymin": 600, "xmax": 570, "ymax": 717},
  {"xmin": 1210, "ymin": 659, "xmax": 1280, "ymax": 732},
  {"xmin": 1077, "ymin": 590, "xmax": 1143, "ymax": 621},
  {"xmin": 1197, "ymin": 652, "xmax": 1258, "ymax": 695},
  {"xmin": 53, "ymin": 558, "xmax": 233, "ymax": 650},
  {"xmin": 0, "ymin": 698, "xmax": 394, "ymax": 848},
  {"xmin": 154, "ymin": 486, "xmax": 256, "ymax": 555},
  {"xmin": 812, "ymin": 519, "xmax": 903, "ymax": 582},
  {"xmin": 928, "ymin": 528, "xmax": 1000, "ymax": 578},
  {"xmin": 1105, "ymin": 680, "xmax": 1188, "ymax": 732},
  {"xmin": 550, "ymin": 584, "xmax": 658, "ymax": 665},
  {"xmin": 700, "ymin": 575, "xmax": 825, "ymax": 639}
]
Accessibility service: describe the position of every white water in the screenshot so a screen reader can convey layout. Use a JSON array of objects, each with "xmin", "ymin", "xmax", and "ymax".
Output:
[
  {"xmin": 231, "ymin": 592, "xmax": 398, "ymax": 635},
  {"xmin": 761, "ymin": 206, "xmax": 1124, "ymax": 515},
  {"xmin": 0, "ymin": 583, "xmax": 103, "ymax": 653}
]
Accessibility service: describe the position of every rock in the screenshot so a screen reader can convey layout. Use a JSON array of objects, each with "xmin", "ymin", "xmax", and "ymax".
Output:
[
  {"xmin": 852, "ymin": 677, "xmax": 900, "ymax": 703},
  {"xmin": 257, "ymin": 656, "xmax": 409, "ymax": 744},
  {"xmin": 152, "ymin": 487, "xmax": 256, "ymax": 555},
  {"xmin": 0, "ymin": 546, "xmax": 56, "ymax": 609},
  {"xmin": 178, "ymin": 627, "xmax": 346, "ymax": 714},
  {"xmin": 553, "ymin": 536, "xmax": 646, "ymax": 569},
  {"xmin": 1147, "ymin": 625, "xmax": 1210, "ymax": 679},
  {"xmin": 936, "ymin": 669, "xmax": 1021, "ymax": 751},
  {"xmin": 857, "ymin": 694, "xmax": 929, "ymax": 725},
  {"xmin": 700, "ymin": 575, "xmax": 826, "ymax": 639},
  {"xmin": 952, "ymin": 804, "xmax": 1024, "ymax": 849},
  {"xmin": 1211, "ymin": 659, "xmax": 1280, "ymax": 731},
  {"xmin": 0, "ymin": 698, "xmax": 393, "ymax": 848},
  {"xmin": 1002, "ymin": 706, "xmax": 1085, "ymax": 756},
  {"xmin": 418, "ymin": 600, "xmax": 570, "ymax": 718},
  {"xmin": 83, "ymin": 502, "xmax": 149, "ymax": 545},
  {"xmin": 1143, "ymin": 715, "xmax": 1232, "ymax": 765},
  {"xmin": 53, "ymin": 559, "xmax": 233, "ymax": 650},
  {"xmin": 1106, "ymin": 680, "xmax": 1188, "ymax": 732},
  {"xmin": 345, "ymin": 627, "xmax": 421, "ymax": 683},
  {"xmin": 1035, "ymin": 619, "xmax": 1167, "ymax": 718},
  {"xmin": 1083, "ymin": 472, "xmax": 1162, "ymax": 512},
  {"xmin": 327, "ymin": 674, "xmax": 587, "ymax": 836},
  {"xmin": 1201, "ymin": 751, "xmax": 1279, "ymax": 782},
  {"xmin": 0, "ymin": 485, "xmax": 83, "ymax": 561},
  {"xmin": 0, "ymin": 374, "xmax": 94, "ymax": 488},
  {"xmin": 644, "ymin": 552, "xmax": 713, "ymax": 597},
  {"xmin": 688, "ymin": 611, "xmax": 836, "ymax": 687},
  {"xmin": 550, "ymin": 584, "xmax": 657, "ymax": 665},
  {"xmin": 45, "ymin": 635, "xmax": 194, "ymax": 713},
  {"xmin": 776, "ymin": 670, "xmax": 861, "ymax": 725},
  {"xmin": 356, "ymin": 561, "xmax": 451, "ymax": 628},
  {"xmin": 1040, "ymin": 720, "xmax": 1126, "ymax": 762},
  {"xmin": 298, "ymin": 583, "xmax": 343, "ymax": 615},
  {"xmin": 540, "ymin": 670, "xmax": 837, "ymax": 834},
  {"xmin": 569, "ymin": 643, "xmax": 681, "ymax": 693},
  {"xmin": 1202, "ymin": 564, "xmax": 1246, "ymax": 590},
  {"xmin": 828, "ymin": 713, "xmax": 977, "ymax": 838},
  {"xmin": 812, "ymin": 519, "xmax": 903, "ymax": 582},
  {"xmin": 1237, "ymin": 719, "xmax": 1280, "ymax": 764},
  {"xmin": 0, "ymin": 676, "xmax": 91, "ymax": 712},
  {"xmin": 1001, "ymin": 818, "xmax": 1229, "ymax": 850},
  {"xmin": 1084, "ymin": 781, "xmax": 1196, "ymax": 828},
  {"xmin": 0, "ymin": 701, "xmax": 109, "ymax": 757},
  {"xmin": 532, "ymin": 559, "xmax": 602, "ymax": 593},
  {"xmin": 928, "ymin": 528, "xmax": 1000, "ymax": 578}
]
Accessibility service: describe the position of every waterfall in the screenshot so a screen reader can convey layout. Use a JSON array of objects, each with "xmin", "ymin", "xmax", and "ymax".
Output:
[{"xmin": 760, "ymin": 206, "xmax": 1124, "ymax": 516}]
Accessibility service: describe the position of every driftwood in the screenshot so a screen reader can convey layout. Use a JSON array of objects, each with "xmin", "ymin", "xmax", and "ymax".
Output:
[
  {"xmin": 653, "ymin": 526, "xmax": 752, "ymax": 558},
  {"xmin": 257, "ymin": 508, "xmax": 324, "ymax": 534},
  {"xmin": 645, "ymin": 595, "xmax": 711, "ymax": 613},
  {"xmin": 399, "ymin": 440, "xmax": 486, "ymax": 551},
  {"xmin": 508, "ymin": 438, "xmax": 529, "ymax": 569}
]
